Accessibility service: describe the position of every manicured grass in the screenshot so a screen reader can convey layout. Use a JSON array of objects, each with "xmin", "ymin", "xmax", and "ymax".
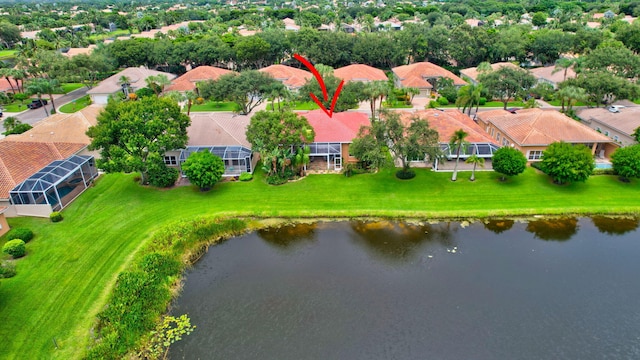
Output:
[
  {"xmin": 266, "ymin": 101, "xmax": 319, "ymax": 111},
  {"xmin": 59, "ymin": 95, "xmax": 91, "ymax": 113},
  {"xmin": 438, "ymin": 101, "xmax": 525, "ymax": 108},
  {"xmin": 0, "ymin": 50, "xmax": 16, "ymax": 59},
  {"xmin": 58, "ymin": 83, "xmax": 84, "ymax": 94},
  {"xmin": 382, "ymin": 101, "xmax": 413, "ymax": 108},
  {"xmin": 3, "ymin": 102, "xmax": 28, "ymax": 112},
  {"xmin": 547, "ymin": 99, "xmax": 587, "ymax": 107},
  {"xmin": 88, "ymin": 29, "xmax": 133, "ymax": 41},
  {"xmin": 2, "ymin": 167, "xmax": 640, "ymax": 359},
  {"xmin": 189, "ymin": 101, "xmax": 241, "ymax": 112}
]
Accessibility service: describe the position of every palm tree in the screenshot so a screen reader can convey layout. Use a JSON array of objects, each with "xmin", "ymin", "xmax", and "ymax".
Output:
[
  {"xmin": 556, "ymin": 85, "xmax": 587, "ymax": 113},
  {"xmin": 465, "ymin": 154, "xmax": 485, "ymax": 181},
  {"xmin": 25, "ymin": 78, "xmax": 56, "ymax": 116},
  {"xmin": 456, "ymin": 84, "xmax": 483, "ymax": 116},
  {"xmin": 449, "ymin": 129, "xmax": 469, "ymax": 181},
  {"xmin": 118, "ymin": 76, "xmax": 132, "ymax": 97},
  {"xmin": 363, "ymin": 80, "xmax": 388, "ymax": 119},
  {"xmin": 552, "ymin": 58, "xmax": 576, "ymax": 82}
]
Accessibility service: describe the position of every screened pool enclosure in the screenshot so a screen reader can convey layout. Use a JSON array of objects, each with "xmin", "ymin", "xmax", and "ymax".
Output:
[
  {"xmin": 9, "ymin": 155, "xmax": 98, "ymax": 211},
  {"xmin": 179, "ymin": 146, "xmax": 254, "ymax": 176}
]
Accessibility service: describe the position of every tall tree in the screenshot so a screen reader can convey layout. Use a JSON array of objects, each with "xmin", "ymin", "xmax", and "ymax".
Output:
[
  {"xmin": 86, "ymin": 97, "xmax": 191, "ymax": 185},
  {"xmin": 181, "ymin": 151, "xmax": 225, "ymax": 191},
  {"xmin": 552, "ymin": 58, "xmax": 576, "ymax": 82},
  {"xmin": 25, "ymin": 78, "xmax": 61, "ymax": 116},
  {"xmin": 362, "ymin": 80, "xmax": 389, "ymax": 119},
  {"xmin": 199, "ymin": 71, "xmax": 284, "ymax": 115},
  {"xmin": 479, "ymin": 67, "xmax": 536, "ymax": 110},
  {"xmin": 245, "ymin": 110, "xmax": 315, "ymax": 178},
  {"xmin": 465, "ymin": 154, "xmax": 485, "ymax": 181},
  {"xmin": 456, "ymin": 83, "xmax": 482, "ymax": 115},
  {"xmin": 449, "ymin": 129, "xmax": 469, "ymax": 181},
  {"xmin": 610, "ymin": 144, "xmax": 640, "ymax": 182}
]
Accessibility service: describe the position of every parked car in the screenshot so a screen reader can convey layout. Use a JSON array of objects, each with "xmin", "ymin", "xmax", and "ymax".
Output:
[
  {"xmin": 27, "ymin": 99, "xmax": 48, "ymax": 109},
  {"xmin": 608, "ymin": 105, "xmax": 625, "ymax": 113},
  {"xmin": 506, "ymin": 107, "xmax": 520, "ymax": 114}
]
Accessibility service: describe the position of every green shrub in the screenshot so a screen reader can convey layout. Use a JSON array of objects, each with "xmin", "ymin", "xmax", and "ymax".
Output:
[
  {"xmin": 427, "ymin": 100, "xmax": 438, "ymax": 108},
  {"xmin": 148, "ymin": 166, "xmax": 179, "ymax": 188},
  {"xmin": 437, "ymin": 96, "xmax": 449, "ymax": 105},
  {"xmin": 4, "ymin": 123, "xmax": 32, "ymax": 135},
  {"xmin": 2, "ymin": 240, "xmax": 26, "ymax": 258},
  {"xmin": 592, "ymin": 168, "xmax": 615, "ymax": 176},
  {"xmin": 0, "ymin": 261, "xmax": 16, "ymax": 278},
  {"xmin": 7, "ymin": 228, "xmax": 34, "ymax": 243},
  {"xmin": 49, "ymin": 211, "xmax": 63, "ymax": 222},
  {"xmin": 239, "ymin": 172, "xmax": 253, "ymax": 181},
  {"xmin": 479, "ymin": 97, "xmax": 487, "ymax": 105},
  {"xmin": 139, "ymin": 253, "xmax": 181, "ymax": 281},
  {"xmin": 395, "ymin": 169, "xmax": 416, "ymax": 180}
]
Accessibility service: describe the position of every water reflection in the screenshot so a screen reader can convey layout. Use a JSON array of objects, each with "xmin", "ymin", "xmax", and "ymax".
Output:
[
  {"xmin": 591, "ymin": 216, "xmax": 639, "ymax": 235},
  {"xmin": 483, "ymin": 219, "xmax": 515, "ymax": 234},
  {"xmin": 349, "ymin": 221, "xmax": 456, "ymax": 261},
  {"xmin": 525, "ymin": 217, "xmax": 578, "ymax": 241},
  {"xmin": 257, "ymin": 223, "xmax": 317, "ymax": 249}
]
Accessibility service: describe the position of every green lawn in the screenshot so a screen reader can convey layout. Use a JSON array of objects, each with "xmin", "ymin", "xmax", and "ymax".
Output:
[
  {"xmin": 0, "ymin": 50, "xmax": 16, "ymax": 59},
  {"xmin": 438, "ymin": 101, "xmax": 525, "ymax": 108},
  {"xmin": 88, "ymin": 29, "xmax": 134, "ymax": 42},
  {"xmin": 2, "ymin": 167, "xmax": 640, "ymax": 359},
  {"xmin": 3, "ymin": 102, "xmax": 28, "ymax": 112},
  {"xmin": 266, "ymin": 101, "xmax": 319, "ymax": 111},
  {"xmin": 59, "ymin": 95, "xmax": 91, "ymax": 113},
  {"xmin": 547, "ymin": 99, "xmax": 587, "ymax": 107},
  {"xmin": 383, "ymin": 101, "xmax": 413, "ymax": 109},
  {"xmin": 189, "ymin": 101, "xmax": 241, "ymax": 112},
  {"xmin": 57, "ymin": 83, "xmax": 84, "ymax": 94}
]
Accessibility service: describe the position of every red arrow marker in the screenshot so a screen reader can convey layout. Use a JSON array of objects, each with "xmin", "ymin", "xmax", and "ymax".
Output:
[{"xmin": 294, "ymin": 53, "xmax": 344, "ymax": 118}]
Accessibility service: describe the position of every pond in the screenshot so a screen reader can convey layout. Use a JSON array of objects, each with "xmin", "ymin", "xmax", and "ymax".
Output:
[{"xmin": 170, "ymin": 217, "xmax": 640, "ymax": 360}]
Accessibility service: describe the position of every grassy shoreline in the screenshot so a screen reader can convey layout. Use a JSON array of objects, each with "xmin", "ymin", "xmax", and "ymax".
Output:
[{"xmin": 1, "ymin": 167, "xmax": 640, "ymax": 359}]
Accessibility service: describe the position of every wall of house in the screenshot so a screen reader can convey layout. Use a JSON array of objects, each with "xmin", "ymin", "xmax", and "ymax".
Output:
[
  {"xmin": 90, "ymin": 94, "xmax": 109, "ymax": 105},
  {"xmin": 342, "ymin": 143, "xmax": 358, "ymax": 164},
  {"xmin": 13, "ymin": 204, "xmax": 53, "ymax": 218},
  {"xmin": 0, "ymin": 213, "xmax": 8, "ymax": 236},
  {"xmin": 585, "ymin": 120, "xmax": 635, "ymax": 147}
]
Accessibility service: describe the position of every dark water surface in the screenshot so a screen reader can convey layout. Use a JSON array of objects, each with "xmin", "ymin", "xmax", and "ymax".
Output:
[{"xmin": 170, "ymin": 218, "xmax": 640, "ymax": 360}]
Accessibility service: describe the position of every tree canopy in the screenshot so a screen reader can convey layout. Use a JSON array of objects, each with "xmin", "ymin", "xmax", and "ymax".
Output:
[
  {"xmin": 540, "ymin": 141, "xmax": 595, "ymax": 184},
  {"xmin": 610, "ymin": 144, "xmax": 640, "ymax": 181},
  {"xmin": 478, "ymin": 66, "xmax": 536, "ymax": 110},
  {"xmin": 87, "ymin": 97, "xmax": 191, "ymax": 185},
  {"xmin": 198, "ymin": 70, "xmax": 284, "ymax": 115},
  {"xmin": 181, "ymin": 151, "xmax": 225, "ymax": 191},
  {"xmin": 492, "ymin": 147, "xmax": 527, "ymax": 181}
]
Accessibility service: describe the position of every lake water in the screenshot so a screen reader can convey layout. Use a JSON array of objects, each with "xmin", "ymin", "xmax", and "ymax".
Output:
[{"xmin": 170, "ymin": 217, "xmax": 640, "ymax": 360}]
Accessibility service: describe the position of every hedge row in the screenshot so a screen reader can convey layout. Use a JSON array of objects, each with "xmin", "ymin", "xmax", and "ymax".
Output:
[{"xmin": 86, "ymin": 217, "xmax": 248, "ymax": 359}]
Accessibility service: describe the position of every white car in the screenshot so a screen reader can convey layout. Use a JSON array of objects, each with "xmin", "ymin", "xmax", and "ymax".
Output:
[{"xmin": 608, "ymin": 105, "xmax": 625, "ymax": 113}]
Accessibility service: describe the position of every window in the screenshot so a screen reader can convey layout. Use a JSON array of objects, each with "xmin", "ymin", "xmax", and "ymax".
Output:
[
  {"xmin": 164, "ymin": 156, "xmax": 177, "ymax": 165},
  {"xmin": 614, "ymin": 135, "xmax": 619, "ymax": 142},
  {"xmin": 528, "ymin": 150, "xmax": 543, "ymax": 160},
  {"xmin": 596, "ymin": 127, "xmax": 601, "ymax": 132},
  {"xmin": 496, "ymin": 133, "xmax": 501, "ymax": 141},
  {"xmin": 604, "ymin": 131, "xmax": 610, "ymax": 136},
  {"xmin": 502, "ymin": 138, "xmax": 509, "ymax": 146}
]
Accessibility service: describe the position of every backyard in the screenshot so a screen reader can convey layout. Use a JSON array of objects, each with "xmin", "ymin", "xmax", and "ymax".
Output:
[{"xmin": 1, "ymin": 167, "xmax": 640, "ymax": 359}]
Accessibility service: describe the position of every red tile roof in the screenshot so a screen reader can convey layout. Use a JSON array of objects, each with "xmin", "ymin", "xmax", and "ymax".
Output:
[
  {"xmin": 477, "ymin": 108, "xmax": 612, "ymax": 146},
  {"xmin": 333, "ymin": 64, "xmax": 388, "ymax": 82},
  {"xmin": 401, "ymin": 109, "xmax": 498, "ymax": 144},
  {"xmin": 0, "ymin": 141, "xmax": 86, "ymax": 198},
  {"xmin": 299, "ymin": 110, "xmax": 370, "ymax": 142},
  {"xmin": 392, "ymin": 62, "xmax": 467, "ymax": 88},
  {"xmin": 258, "ymin": 65, "xmax": 312, "ymax": 89},
  {"xmin": 167, "ymin": 66, "xmax": 233, "ymax": 92}
]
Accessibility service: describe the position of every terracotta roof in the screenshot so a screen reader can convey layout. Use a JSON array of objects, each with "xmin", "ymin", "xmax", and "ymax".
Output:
[
  {"xmin": 0, "ymin": 141, "xmax": 85, "ymax": 198},
  {"xmin": 460, "ymin": 62, "xmax": 520, "ymax": 83},
  {"xmin": 9, "ymin": 105, "xmax": 102, "ymax": 144},
  {"xmin": 0, "ymin": 78, "xmax": 15, "ymax": 93},
  {"xmin": 392, "ymin": 62, "xmax": 467, "ymax": 88},
  {"xmin": 530, "ymin": 65, "xmax": 577, "ymax": 85},
  {"xmin": 477, "ymin": 108, "xmax": 611, "ymax": 146},
  {"xmin": 401, "ymin": 109, "xmax": 498, "ymax": 144},
  {"xmin": 167, "ymin": 66, "xmax": 233, "ymax": 92},
  {"xmin": 333, "ymin": 64, "xmax": 388, "ymax": 83},
  {"xmin": 402, "ymin": 75, "xmax": 431, "ymax": 88},
  {"xmin": 300, "ymin": 110, "xmax": 370, "ymax": 142},
  {"xmin": 577, "ymin": 107, "xmax": 640, "ymax": 136},
  {"xmin": 258, "ymin": 65, "xmax": 312, "ymax": 89},
  {"xmin": 187, "ymin": 113, "xmax": 251, "ymax": 148},
  {"xmin": 87, "ymin": 67, "xmax": 176, "ymax": 95},
  {"xmin": 62, "ymin": 45, "xmax": 96, "ymax": 58}
]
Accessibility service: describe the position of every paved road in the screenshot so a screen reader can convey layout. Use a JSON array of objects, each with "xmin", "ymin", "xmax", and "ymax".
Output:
[{"xmin": 14, "ymin": 87, "xmax": 89, "ymax": 125}]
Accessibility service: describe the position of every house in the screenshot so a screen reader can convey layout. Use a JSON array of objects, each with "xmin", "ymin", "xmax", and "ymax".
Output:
[
  {"xmin": 299, "ymin": 110, "xmax": 371, "ymax": 171},
  {"xmin": 168, "ymin": 113, "xmax": 257, "ymax": 177},
  {"xmin": 333, "ymin": 64, "xmax": 388, "ymax": 83},
  {"xmin": 476, "ymin": 108, "xmax": 618, "ymax": 161},
  {"xmin": 87, "ymin": 67, "xmax": 176, "ymax": 104},
  {"xmin": 1, "ymin": 106, "xmax": 102, "ymax": 217},
  {"xmin": 0, "ymin": 207, "xmax": 8, "ymax": 236},
  {"xmin": 530, "ymin": 65, "xmax": 576, "ymax": 89},
  {"xmin": 166, "ymin": 66, "xmax": 232, "ymax": 93},
  {"xmin": 258, "ymin": 65, "xmax": 312, "ymax": 91},
  {"xmin": 61, "ymin": 45, "xmax": 96, "ymax": 58},
  {"xmin": 577, "ymin": 107, "xmax": 640, "ymax": 147},
  {"xmin": 398, "ymin": 109, "xmax": 500, "ymax": 170},
  {"xmin": 282, "ymin": 18, "xmax": 300, "ymax": 31},
  {"xmin": 459, "ymin": 62, "xmax": 521, "ymax": 85},
  {"xmin": 392, "ymin": 62, "xmax": 467, "ymax": 97}
]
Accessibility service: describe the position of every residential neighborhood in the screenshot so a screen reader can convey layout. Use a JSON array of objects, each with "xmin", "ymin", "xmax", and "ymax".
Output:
[{"xmin": 2, "ymin": 0, "xmax": 640, "ymax": 359}]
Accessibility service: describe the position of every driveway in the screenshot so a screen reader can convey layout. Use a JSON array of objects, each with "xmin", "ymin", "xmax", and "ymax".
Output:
[{"xmin": 13, "ymin": 87, "xmax": 89, "ymax": 126}]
